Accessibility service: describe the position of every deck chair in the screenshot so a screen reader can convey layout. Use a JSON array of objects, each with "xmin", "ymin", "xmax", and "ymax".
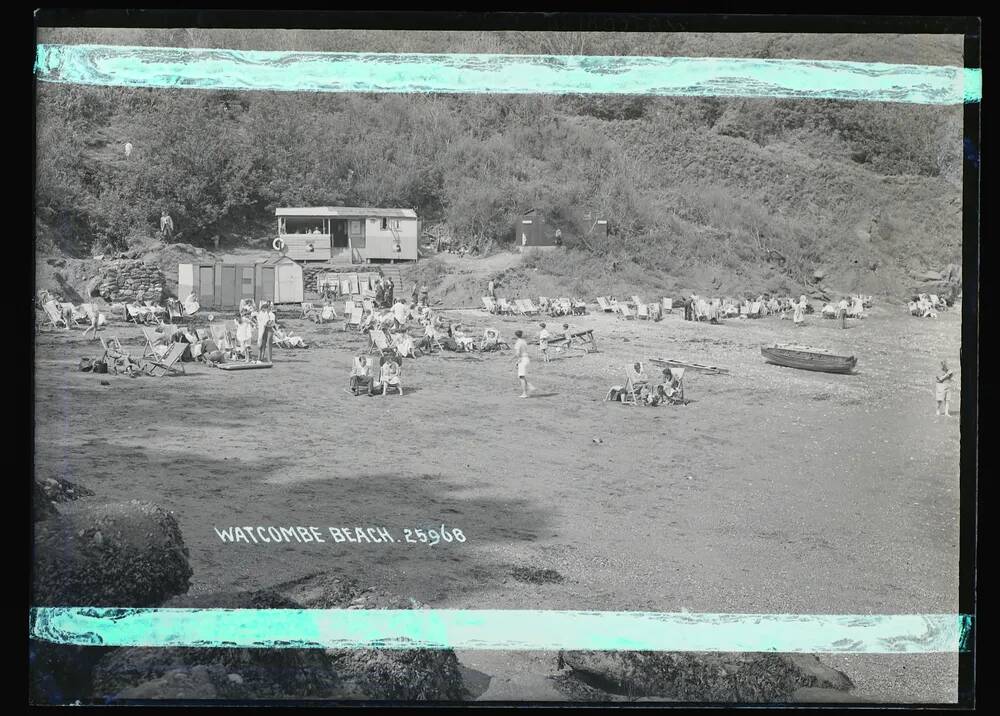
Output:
[
  {"xmin": 141, "ymin": 326, "xmax": 171, "ymax": 359},
  {"xmin": 368, "ymin": 329, "xmax": 394, "ymax": 356},
  {"xmin": 662, "ymin": 297, "xmax": 673, "ymax": 313},
  {"xmin": 482, "ymin": 296, "xmax": 498, "ymax": 313},
  {"xmin": 301, "ymin": 302, "xmax": 318, "ymax": 320},
  {"xmin": 345, "ymin": 306, "xmax": 364, "ymax": 331},
  {"xmin": 619, "ymin": 373, "xmax": 645, "ymax": 406},
  {"xmin": 618, "ymin": 304, "xmax": 636, "ymax": 320},
  {"xmin": 596, "ymin": 296, "xmax": 614, "ymax": 312},
  {"xmin": 522, "ymin": 298, "xmax": 540, "ymax": 315},
  {"xmin": 100, "ymin": 336, "xmax": 143, "ymax": 376},
  {"xmin": 636, "ymin": 303, "xmax": 650, "ymax": 320},
  {"xmin": 496, "ymin": 298, "xmax": 513, "ymax": 315},
  {"xmin": 41, "ymin": 300, "xmax": 70, "ymax": 329},
  {"xmin": 631, "ymin": 295, "xmax": 645, "ymax": 309},
  {"xmin": 480, "ymin": 328, "xmax": 509, "ymax": 352},
  {"xmin": 379, "ymin": 360, "xmax": 403, "ymax": 396},
  {"xmin": 362, "ymin": 298, "xmax": 375, "ymax": 313},
  {"xmin": 209, "ymin": 323, "xmax": 234, "ymax": 350},
  {"xmin": 390, "ymin": 331, "xmax": 417, "ymax": 358},
  {"xmin": 144, "ymin": 341, "xmax": 187, "ymax": 377},
  {"xmin": 665, "ymin": 367, "xmax": 686, "ymax": 404}
]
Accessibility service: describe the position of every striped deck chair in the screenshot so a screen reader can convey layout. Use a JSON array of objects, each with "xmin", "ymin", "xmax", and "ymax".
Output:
[
  {"xmin": 596, "ymin": 296, "xmax": 614, "ymax": 312},
  {"xmin": 520, "ymin": 299, "xmax": 540, "ymax": 315},
  {"xmin": 636, "ymin": 303, "xmax": 650, "ymax": 320},
  {"xmin": 618, "ymin": 303, "xmax": 636, "ymax": 320},
  {"xmin": 144, "ymin": 341, "xmax": 187, "ymax": 377},
  {"xmin": 41, "ymin": 300, "xmax": 70, "ymax": 329}
]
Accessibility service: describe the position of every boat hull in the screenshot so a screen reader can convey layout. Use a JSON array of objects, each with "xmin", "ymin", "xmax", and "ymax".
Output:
[{"xmin": 761, "ymin": 346, "xmax": 856, "ymax": 374}]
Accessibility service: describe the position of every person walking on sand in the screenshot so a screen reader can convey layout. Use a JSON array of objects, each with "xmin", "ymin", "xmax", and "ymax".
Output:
[
  {"xmin": 935, "ymin": 360, "xmax": 955, "ymax": 416},
  {"xmin": 513, "ymin": 330, "xmax": 535, "ymax": 398},
  {"xmin": 538, "ymin": 322, "xmax": 551, "ymax": 362}
]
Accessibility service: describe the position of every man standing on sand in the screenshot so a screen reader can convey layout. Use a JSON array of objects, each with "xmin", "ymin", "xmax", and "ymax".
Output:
[
  {"xmin": 513, "ymin": 330, "xmax": 535, "ymax": 398},
  {"xmin": 256, "ymin": 300, "xmax": 276, "ymax": 363},
  {"xmin": 935, "ymin": 360, "xmax": 955, "ymax": 417}
]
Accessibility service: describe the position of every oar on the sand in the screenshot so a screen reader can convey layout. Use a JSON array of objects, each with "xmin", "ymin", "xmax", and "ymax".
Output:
[{"xmin": 649, "ymin": 357, "xmax": 729, "ymax": 374}]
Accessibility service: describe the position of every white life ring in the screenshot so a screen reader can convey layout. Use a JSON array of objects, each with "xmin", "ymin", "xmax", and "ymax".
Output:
[{"xmin": 273, "ymin": 237, "xmax": 286, "ymax": 251}]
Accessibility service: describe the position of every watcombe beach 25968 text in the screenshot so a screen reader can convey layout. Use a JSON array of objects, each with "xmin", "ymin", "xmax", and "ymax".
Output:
[{"xmin": 214, "ymin": 525, "xmax": 468, "ymax": 545}]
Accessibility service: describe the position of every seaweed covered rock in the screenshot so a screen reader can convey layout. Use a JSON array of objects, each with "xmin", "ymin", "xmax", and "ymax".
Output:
[
  {"xmin": 33, "ymin": 500, "xmax": 192, "ymax": 607},
  {"xmin": 557, "ymin": 651, "xmax": 853, "ymax": 702},
  {"xmin": 272, "ymin": 573, "xmax": 463, "ymax": 700},
  {"xmin": 92, "ymin": 589, "xmax": 358, "ymax": 700},
  {"xmin": 329, "ymin": 648, "xmax": 466, "ymax": 701},
  {"xmin": 37, "ymin": 476, "xmax": 95, "ymax": 503}
]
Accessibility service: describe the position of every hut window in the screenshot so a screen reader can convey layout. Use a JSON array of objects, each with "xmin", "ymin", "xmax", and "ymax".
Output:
[
  {"xmin": 381, "ymin": 218, "xmax": 400, "ymax": 230},
  {"xmin": 350, "ymin": 220, "xmax": 362, "ymax": 234}
]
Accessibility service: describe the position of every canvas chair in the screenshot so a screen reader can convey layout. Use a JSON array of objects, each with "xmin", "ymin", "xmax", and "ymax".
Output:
[
  {"xmin": 368, "ymin": 329, "xmax": 394, "ymax": 356},
  {"xmin": 390, "ymin": 331, "xmax": 417, "ymax": 358},
  {"xmin": 662, "ymin": 297, "xmax": 673, "ymax": 313},
  {"xmin": 596, "ymin": 296, "xmax": 614, "ymax": 312},
  {"xmin": 41, "ymin": 300, "xmax": 70, "ymax": 329},
  {"xmin": 345, "ymin": 306, "xmax": 364, "ymax": 331},
  {"xmin": 100, "ymin": 336, "xmax": 143, "ymax": 376},
  {"xmin": 618, "ymin": 304, "xmax": 636, "ymax": 320},
  {"xmin": 636, "ymin": 303, "xmax": 650, "ymax": 320},
  {"xmin": 125, "ymin": 303, "xmax": 148, "ymax": 325},
  {"xmin": 209, "ymin": 323, "xmax": 234, "ymax": 350},
  {"xmin": 141, "ymin": 326, "xmax": 172, "ymax": 359},
  {"xmin": 362, "ymin": 298, "xmax": 375, "ymax": 313},
  {"xmin": 479, "ymin": 328, "xmax": 509, "ymax": 352},
  {"xmin": 619, "ymin": 373, "xmax": 644, "ymax": 406},
  {"xmin": 523, "ymin": 298, "xmax": 541, "ymax": 314},
  {"xmin": 144, "ymin": 341, "xmax": 187, "ymax": 376},
  {"xmin": 665, "ymin": 367, "xmax": 685, "ymax": 404},
  {"xmin": 379, "ymin": 359, "xmax": 403, "ymax": 396}
]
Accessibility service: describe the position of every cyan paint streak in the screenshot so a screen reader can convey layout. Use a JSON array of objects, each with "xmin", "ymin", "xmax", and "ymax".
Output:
[
  {"xmin": 30, "ymin": 609, "xmax": 972, "ymax": 653},
  {"xmin": 34, "ymin": 44, "xmax": 981, "ymax": 104}
]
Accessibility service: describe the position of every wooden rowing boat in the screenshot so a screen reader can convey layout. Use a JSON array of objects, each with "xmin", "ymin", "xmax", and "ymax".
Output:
[{"xmin": 760, "ymin": 344, "xmax": 856, "ymax": 374}]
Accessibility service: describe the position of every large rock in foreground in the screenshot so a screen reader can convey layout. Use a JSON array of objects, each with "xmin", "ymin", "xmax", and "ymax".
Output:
[
  {"xmin": 33, "ymin": 500, "xmax": 192, "ymax": 607},
  {"xmin": 273, "ymin": 572, "xmax": 466, "ymax": 700},
  {"xmin": 93, "ymin": 590, "xmax": 360, "ymax": 700},
  {"xmin": 558, "ymin": 651, "xmax": 853, "ymax": 702}
]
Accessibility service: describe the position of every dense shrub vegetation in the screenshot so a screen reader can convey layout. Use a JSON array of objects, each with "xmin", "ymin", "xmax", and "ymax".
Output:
[{"xmin": 35, "ymin": 30, "xmax": 964, "ymax": 293}]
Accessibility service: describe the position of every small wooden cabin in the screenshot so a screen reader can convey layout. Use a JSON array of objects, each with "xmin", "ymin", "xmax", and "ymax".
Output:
[{"xmin": 275, "ymin": 206, "xmax": 420, "ymax": 264}]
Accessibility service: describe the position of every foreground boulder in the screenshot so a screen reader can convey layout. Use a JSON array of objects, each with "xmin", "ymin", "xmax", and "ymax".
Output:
[
  {"xmin": 93, "ymin": 590, "xmax": 360, "ymax": 700},
  {"xmin": 31, "ymin": 501, "xmax": 193, "ymax": 703},
  {"xmin": 557, "ymin": 651, "xmax": 853, "ymax": 702},
  {"xmin": 274, "ymin": 572, "xmax": 466, "ymax": 700},
  {"xmin": 33, "ymin": 500, "xmax": 193, "ymax": 607}
]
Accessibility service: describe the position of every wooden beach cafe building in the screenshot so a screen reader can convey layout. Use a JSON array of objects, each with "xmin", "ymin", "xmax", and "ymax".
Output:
[{"xmin": 274, "ymin": 206, "xmax": 420, "ymax": 264}]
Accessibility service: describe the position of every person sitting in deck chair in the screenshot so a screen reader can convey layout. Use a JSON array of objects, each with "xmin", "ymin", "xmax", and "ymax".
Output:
[
  {"xmin": 453, "ymin": 323, "xmax": 475, "ymax": 351},
  {"xmin": 627, "ymin": 362, "xmax": 651, "ymax": 401},
  {"xmin": 379, "ymin": 357, "xmax": 403, "ymax": 396},
  {"xmin": 350, "ymin": 355, "xmax": 375, "ymax": 396},
  {"xmin": 273, "ymin": 327, "xmax": 308, "ymax": 348}
]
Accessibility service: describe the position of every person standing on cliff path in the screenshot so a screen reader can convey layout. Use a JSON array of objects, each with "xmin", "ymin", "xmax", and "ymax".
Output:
[{"xmin": 160, "ymin": 211, "xmax": 174, "ymax": 241}]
